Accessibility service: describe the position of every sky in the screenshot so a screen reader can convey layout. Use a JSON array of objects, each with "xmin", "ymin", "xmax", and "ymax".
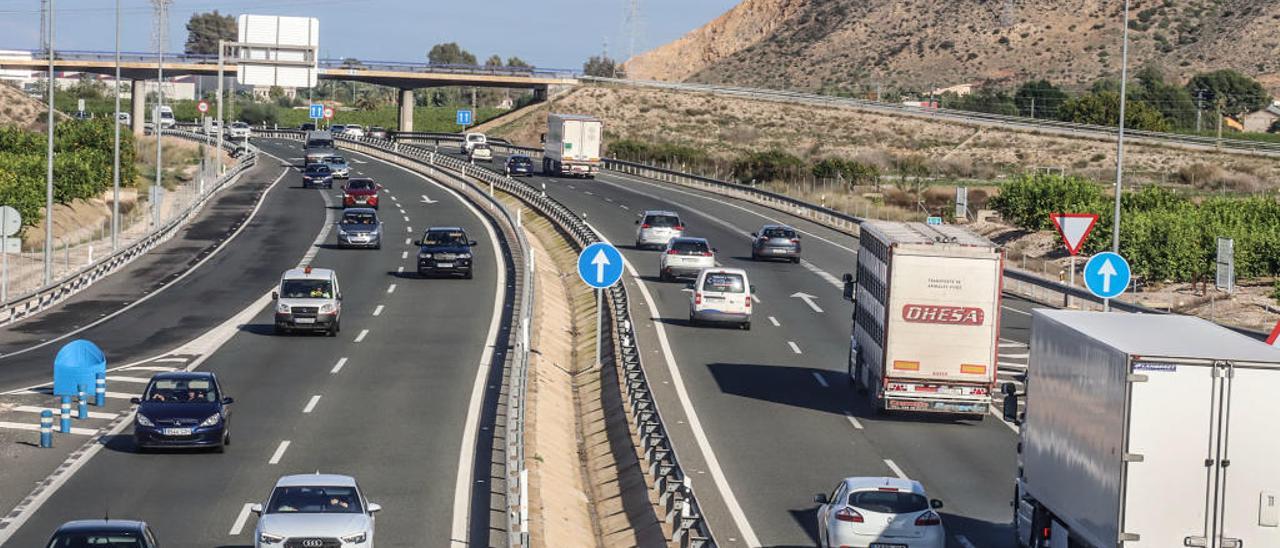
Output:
[{"xmin": 0, "ymin": 0, "xmax": 738, "ymax": 69}]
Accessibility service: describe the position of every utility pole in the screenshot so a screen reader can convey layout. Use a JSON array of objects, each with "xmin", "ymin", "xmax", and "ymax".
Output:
[
  {"xmin": 1030, "ymin": 96, "xmax": 1036, "ymax": 119},
  {"xmin": 1215, "ymin": 97, "xmax": 1224, "ymax": 150},
  {"xmin": 112, "ymin": 0, "xmax": 121, "ymax": 250},
  {"xmin": 1110, "ymin": 0, "xmax": 1131, "ymax": 261},
  {"xmin": 42, "ymin": 0, "xmax": 55, "ymax": 285},
  {"xmin": 1194, "ymin": 91, "xmax": 1204, "ymax": 132},
  {"xmin": 152, "ymin": 0, "xmax": 171, "ymax": 229}
]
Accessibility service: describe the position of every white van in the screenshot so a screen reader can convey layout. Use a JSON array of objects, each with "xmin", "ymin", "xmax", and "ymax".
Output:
[
  {"xmin": 462, "ymin": 132, "xmax": 487, "ymax": 154},
  {"xmin": 155, "ymin": 105, "xmax": 175, "ymax": 129},
  {"xmin": 689, "ymin": 268, "xmax": 753, "ymax": 330}
]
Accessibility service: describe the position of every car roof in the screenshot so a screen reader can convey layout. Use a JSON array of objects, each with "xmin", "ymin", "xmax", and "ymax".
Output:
[
  {"xmin": 670, "ymin": 237, "xmax": 708, "ymax": 244},
  {"xmin": 425, "ymin": 226, "xmax": 465, "ymax": 232},
  {"xmin": 282, "ymin": 267, "xmax": 336, "ymax": 280},
  {"xmin": 348, "ymin": 177, "xmax": 375, "ymax": 184},
  {"xmin": 509, "ymin": 154, "xmax": 531, "ymax": 160},
  {"xmin": 150, "ymin": 371, "xmax": 214, "ymax": 381},
  {"xmin": 54, "ymin": 519, "xmax": 147, "ymax": 534},
  {"xmin": 341, "ymin": 208, "xmax": 377, "ymax": 216},
  {"xmin": 700, "ymin": 267, "xmax": 747, "ymax": 277},
  {"xmin": 642, "ymin": 210, "xmax": 679, "ymax": 217},
  {"xmin": 761, "ymin": 224, "xmax": 795, "ymax": 231},
  {"xmin": 842, "ymin": 476, "xmax": 926, "ymax": 495},
  {"xmin": 275, "ymin": 473, "xmax": 358, "ymax": 488}
]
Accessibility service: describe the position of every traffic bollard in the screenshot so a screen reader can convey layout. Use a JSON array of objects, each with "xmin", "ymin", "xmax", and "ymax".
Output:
[
  {"xmin": 95, "ymin": 373, "xmax": 105, "ymax": 407},
  {"xmin": 59, "ymin": 395, "xmax": 72, "ymax": 433},
  {"xmin": 77, "ymin": 390, "xmax": 88, "ymax": 420},
  {"xmin": 40, "ymin": 410, "xmax": 53, "ymax": 448}
]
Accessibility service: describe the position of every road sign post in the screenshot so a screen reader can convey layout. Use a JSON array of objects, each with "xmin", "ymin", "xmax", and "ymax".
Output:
[
  {"xmin": 578, "ymin": 242, "xmax": 624, "ymax": 367},
  {"xmin": 1083, "ymin": 251, "xmax": 1131, "ymax": 311},
  {"xmin": 1050, "ymin": 213, "xmax": 1099, "ymax": 308}
]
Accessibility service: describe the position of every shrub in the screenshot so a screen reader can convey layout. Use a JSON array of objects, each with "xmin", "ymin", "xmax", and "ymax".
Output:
[
  {"xmin": 811, "ymin": 158, "xmax": 880, "ymax": 185},
  {"xmin": 732, "ymin": 150, "xmax": 804, "ymax": 185}
]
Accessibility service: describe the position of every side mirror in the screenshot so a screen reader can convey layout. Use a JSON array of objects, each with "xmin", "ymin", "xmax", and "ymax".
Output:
[
  {"xmin": 129, "ymin": 397, "xmax": 141, "ymax": 405},
  {"xmin": 1002, "ymin": 387, "xmax": 1020, "ymax": 425},
  {"xmin": 539, "ymin": 133, "xmax": 546, "ymax": 144},
  {"xmin": 750, "ymin": 232, "xmax": 758, "ymax": 238},
  {"xmin": 685, "ymin": 282, "xmax": 695, "ymax": 290},
  {"xmin": 750, "ymin": 285, "xmax": 757, "ymax": 294},
  {"xmin": 1002, "ymin": 382, "xmax": 1017, "ymax": 396},
  {"xmin": 222, "ymin": 397, "xmax": 235, "ymax": 405},
  {"xmin": 413, "ymin": 240, "xmax": 422, "ymax": 247},
  {"xmin": 368, "ymin": 503, "xmax": 382, "ymax": 514},
  {"xmin": 813, "ymin": 493, "xmax": 829, "ymax": 504},
  {"xmin": 930, "ymin": 499, "xmax": 944, "ymax": 509},
  {"xmin": 271, "ymin": 291, "xmax": 278, "ymax": 300},
  {"xmin": 469, "ymin": 240, "xmax": 478, "ymax": 247},
  {"xmin": 634, "ymin": 220, "xmax": 640, "ymax": 225},
  {"xmin": 842, "ymin": 273, "xmax": 855, "ymax": 302},
  {"xmin": 250, "ymin": 503, "xmax": 263, "ymax": 515},
  {"xmin": 712, "ymin": 248, "xmax": 719, "ymax": 253}
]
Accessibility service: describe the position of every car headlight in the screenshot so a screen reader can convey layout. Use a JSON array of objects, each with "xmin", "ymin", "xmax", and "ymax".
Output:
[
  {"xmin": 340, "ymin": 532, "xmax": 368, "ymax": 543},
  {"xmin": 320, "ymin": 303, "xmax": 335, "ymax": 313},
  {"xmin": 277, "ymin": 303, "xmax": 290, "ymax": 313},
  {"xmin": 200, "ymin": 413, "xmax": 221, "ymax": 427},
  {"xmin": 458, "ymin": 253, "xmax": 472, "ymax": 259},
  {"xmin": 258, "ymin": 532, "xmax": 284, "ymax": 544},
  {"xmin": 419, "ymin": 252, "xmax": 432, "ymax": 259},
  {"xmin": 136, "ymin": 414, "xmax": 155, "ymax": 427}
]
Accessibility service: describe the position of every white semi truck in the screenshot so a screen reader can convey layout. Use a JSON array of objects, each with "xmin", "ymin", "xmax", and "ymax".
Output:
[
  {"xmin": 1003, "ymin": 310, "xmax": 1280, "ymax": 548},
  {"xmin": 841, "ymin": 221, "xmax": 1002, "ymax": 419},
  {"xmin": 542, "ymin": 113, "xmax": 602, "ymax": 178}
]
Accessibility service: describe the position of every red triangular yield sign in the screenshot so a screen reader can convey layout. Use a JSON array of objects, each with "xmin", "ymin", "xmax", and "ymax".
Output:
[
  {"xmin": 1267, "ymin": 321, "xmax": 1280, "ymax": 348},
  {"xmin": 1049, "ymin": 213, "xmax": 1099, "ymax": 256}
]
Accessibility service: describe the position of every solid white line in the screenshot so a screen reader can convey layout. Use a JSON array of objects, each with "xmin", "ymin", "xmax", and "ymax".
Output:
[
  {"xmin": 990, "ymin": 404, "xmax": 1021, "ymax": 433},
  {"xmin": 789, "ymin": 341, "xmax": 803, "ymax": 354},
  {"xmin": 331, "ymin": 357, "xmax": 348, "ymax": 374},
  {"xmin": 269, "ymin": 440, "xmax": 290, "ymax": 464},
  {"xmin": 768, "ymin": 316, "xmax": 780, "ymax": 327},
  {"xmin": 354, "ymin": 329, "xmax": 369, "ymax": 343},
  {"xmin": 104, "ymin": 375, "xmax": 151, "ymax": 384},
  {"xmin": 844, "ymin": 412, "xmax": 864, "ymax": 430},
  {"xmin": 584, "ymin": 191, "xmax": 594, "ymax": 195},
  {"xmin": 956, "ymin": 534, "xmax": 978, "ymax": 548},
  {"xmin": 812, "ymin": 371, "xmax": 828, "ymax": 387},
  {"xmin": 884, "ymin": 459, "xmax": 909, "ymax": 480},
  {"xmin": 229, "ymin": 502, "xmax": 255, "ymax": 536},
  {"xmin": 153, "ymin": 357, "xmax": 189, "ymax": 363},
  {"xmin": 373, "ymin": 305, "xmax": 384, "ymax": 316},
  {"xmin": 303, "ymin": 395, "xmax": 321, "ymax": 414},
  {"xmin": 13, "ymin": 406, "xmax": 116, "ymax": 420},
  {"xmin": 123, "ymin": 365, "xmax": 178, "ymax": 372},
  {"xmin": 1002, "ymin": 352, "xmax": 1030, "ymax": 359},
  {"xmin": 0, "ymin": 421, "xmax": 97, "ymax": 435},
  {"xmin": 401, "ymin": 251, "xmax": 408, "ymax": 259},
  {"xmin": 387, "ymin": 284, "xmax": 397, "ymax": 294}
]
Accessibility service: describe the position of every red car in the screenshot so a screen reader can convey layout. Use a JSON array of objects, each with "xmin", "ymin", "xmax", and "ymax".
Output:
[{"xmin": 343, "ymin": 178, "xmax": 381, "ymax": 209}]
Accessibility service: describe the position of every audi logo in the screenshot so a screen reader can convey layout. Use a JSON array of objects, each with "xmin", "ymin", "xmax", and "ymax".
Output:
[{"xmin": 301, "ymin": 540, "xmax": 323, "ymax": 547}]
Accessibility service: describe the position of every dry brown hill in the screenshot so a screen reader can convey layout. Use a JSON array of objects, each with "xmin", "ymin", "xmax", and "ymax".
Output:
[
  {"xmin": 625, "ymin": 0, "xmax": 1280, "ymax": 93},
  {"xmin": 0, "ymin": 82, "xmax": 51, "ymax": 130}
]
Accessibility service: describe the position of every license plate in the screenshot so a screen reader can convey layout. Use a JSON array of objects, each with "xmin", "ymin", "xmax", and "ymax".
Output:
[
  {"xmin": 162, "ymin": 427, "xmax": 193, "ymax": 436},
  {"xmin": 870, "ymin": 544, "xmax": 907, "ymax": 548},
  {"xmin": 436, "ymin": 262, "xmax": 454, "ymax": 268},
  {"xmin": 772, "ymin": 248, "xmax": 787, "ymax": 254},
  {"xmin": 295, "ymin": 318, "xmax": 315, "ymax": 324}
]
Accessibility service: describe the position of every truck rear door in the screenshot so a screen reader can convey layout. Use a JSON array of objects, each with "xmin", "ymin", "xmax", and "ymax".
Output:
[
  {"xmin": 563, "ymin": 120, "xmax": 584, "ymax": 160},
  {"xmin": 1218, "ymin": 364, "xmax": 1280, "ymax": 548}
]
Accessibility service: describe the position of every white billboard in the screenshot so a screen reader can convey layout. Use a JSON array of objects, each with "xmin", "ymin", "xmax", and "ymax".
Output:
[{"xmin": 236, "ymin": 15, "xmax": 319, "ymax": 88}]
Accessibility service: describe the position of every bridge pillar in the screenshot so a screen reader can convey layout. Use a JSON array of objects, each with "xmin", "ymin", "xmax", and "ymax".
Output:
[
  {"xmin": 397, "ymin": 89, "xmax": 414, "ymax": 133},
  {"xmin": 533, "ymin": 86, "xmax": 548, "ymax": 103},
  {"xmin": 130, "ymin": 80, "xmax": 146, "ymax": 136}
]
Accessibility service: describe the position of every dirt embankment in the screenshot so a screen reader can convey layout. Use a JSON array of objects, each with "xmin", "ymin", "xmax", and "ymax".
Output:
[{"xmin": 624, "ymin": 0, "xmax": 808, "ymax": 82}]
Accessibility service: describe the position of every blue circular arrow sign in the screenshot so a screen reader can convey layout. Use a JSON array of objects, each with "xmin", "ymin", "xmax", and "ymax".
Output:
[
  {"xmin": 577, "ymin": 242, "xmax": 624, "ymax": 289},
  {"xmin": 1083, "ymin": 251, "xmax": 1131, "ymax": 299}
]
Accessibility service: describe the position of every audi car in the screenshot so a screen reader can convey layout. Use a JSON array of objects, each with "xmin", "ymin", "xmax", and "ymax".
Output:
[
  {"xmin": 342, "ymin": 178, "xmax": 381, "ymax": 209},
  {"xmin": 131, "ymin": 371, "xmax": 233, "ymax": 452},
  {"xmin": 416, "ymin": 227, "xmax": 477, "ymax": 279},
  {"xmin": 253, "ymin": 474, "xmax": 381, "ymax": 548},
  {"xmin": 750, "ymin": 224, "xmax": 802, "ymax": 263}
]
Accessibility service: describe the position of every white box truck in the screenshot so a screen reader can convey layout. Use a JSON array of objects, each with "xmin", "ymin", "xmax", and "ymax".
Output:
[
  {"xmin": 841, "ymin": 221, "xmax": 1002, "ymax": 419},
  {"xmin": 542, "ymin": 114, "xmax": 602, "ymax": 178},
  {"xmin": 1003, "ymin": 310, "xmax": 1280, "ymax": 548}
]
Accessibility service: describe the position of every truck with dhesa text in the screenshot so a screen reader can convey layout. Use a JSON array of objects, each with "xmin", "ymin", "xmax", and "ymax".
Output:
[
  {"xmin": 841, "ymin": 221, "xmax": 1002, "ymax": 419},
  {"xmin": 542, "ymin": 114, "xmax": 602, "ymax": 178},
  {"xmin": 1003, "ymin": 310, "xmax": 1280, "ymax": 548}
]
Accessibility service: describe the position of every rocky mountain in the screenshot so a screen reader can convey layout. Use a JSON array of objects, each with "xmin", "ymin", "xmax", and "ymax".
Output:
[{"xmin": 625, "ymin": 0, "xmax": 1280, "ymax": 93}]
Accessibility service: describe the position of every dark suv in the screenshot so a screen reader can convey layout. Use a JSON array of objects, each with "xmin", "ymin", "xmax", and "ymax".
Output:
[
  {"xmin": 302, "ymin": 163, "xmax": 334, "ymax": 189},
  {"xmin": 416, "ymin": 227, "xmax": 478, "ymax": 279},
  {"xmin": 46, "ymin": 520, "xmax": 160, "ymax": 547}
]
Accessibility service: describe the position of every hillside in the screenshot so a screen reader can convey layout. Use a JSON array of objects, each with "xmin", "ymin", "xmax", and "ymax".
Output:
[
  {"xmin": 0, "ymin": 82, "xmax": 51, "ymax": 130},
  {"xmin": 625, "ymin": 0, "xmax": 1280, "ymax": 93}
]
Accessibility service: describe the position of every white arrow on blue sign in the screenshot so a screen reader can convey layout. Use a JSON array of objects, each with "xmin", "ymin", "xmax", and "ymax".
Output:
[
  {"xmin": 1083, "ymin": 251, "xmax": 1131, "ymax": 299},
  {"xmin": 456, "ymin": 109, "xmax": 473, "ymax": 126},
  {"xmin": 309, "ymin": 104, "xmax": 324, "ymax": 119},
  {"xmin": 577, "ymin": 242, "xmax": 624, "ymax": 289}
]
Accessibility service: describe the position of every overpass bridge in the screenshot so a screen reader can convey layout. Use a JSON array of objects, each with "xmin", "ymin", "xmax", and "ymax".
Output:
[{"xmin": 0, "ymin": 50, "xmax": 580, "ymax": 132}]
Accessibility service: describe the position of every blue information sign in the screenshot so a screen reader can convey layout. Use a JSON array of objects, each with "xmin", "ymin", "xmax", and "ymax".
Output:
[
  {"xmin": 456, "ymin": 109, "xmax": 473, "ymax": 126},
  {"xmin": 309, "ymin": 104, "xmax": 324, "ymax": 119},
  {"xmin": 577, "ymin": 242, "xmax": 624, "ymax": 289}
]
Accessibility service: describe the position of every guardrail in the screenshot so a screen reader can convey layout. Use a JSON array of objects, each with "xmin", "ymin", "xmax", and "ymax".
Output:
[
  {"xmin": 0, "ymin": 130, "xmax": 256, "ymax": 326},
  {"xmin": 263, "ymin": 130, "xmax": 716, "ymax": 546}
]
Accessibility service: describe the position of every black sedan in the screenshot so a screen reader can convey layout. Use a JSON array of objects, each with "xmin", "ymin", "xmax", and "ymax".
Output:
[
  {"xmin": 416, "ymin": 227, "xmax": 478, "ymax": 279},
  {"xmin": 302, "ymin": 163, "xmax": 334, "ymax": 188},
  {"xmin": 46, "ymin": 519, "xmax": 159, "ymax": 547},
  {"xmin": 505, "ymin": 154, "xmax": 535, "ymax": 177},
  {"xmin": 131, "ymin": 371, "xmax": 233, "ymax": 452}
]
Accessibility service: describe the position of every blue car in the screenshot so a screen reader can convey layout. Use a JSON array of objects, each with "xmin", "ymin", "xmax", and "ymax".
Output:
[
  {"xmin": 302, "ymin": 163, "xmax": 334, "ymax": 188},
  {"xmin": 505, "ymin": 154, "xmax": 534, "ymax": 177},
  {"xmin": 131, "ymin": 371, "xmax": 233, "ymax": 452},
  {"xmin": 46, "ymin": 519, "xmax": 159, "ymax": 547}
]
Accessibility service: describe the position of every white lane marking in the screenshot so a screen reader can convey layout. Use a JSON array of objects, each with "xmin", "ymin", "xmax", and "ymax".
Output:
[
  {"xmin": 387, "ymin": 284, "xmax": 397, "ymax": 294},
  {"xmin": 397, "ymin": 266, "xmax": 404, "ymax": 274},
  {"xmin": 229, "ymin": 502, "xmax": 255, "ymax": 536},
  {"xmin": 844, "ymin": 412, "xmax": 864, "ymax": 430},
  {"xmin": 751, "ymin": 292, "xmax": 762, "ymax": 303},
  {"xmin": 331, "ymin": 357, "xmax": 348, "ymax": 374},
  {"xmin": 269, "ymin": 440, "xmax": 290, "ymax": 464},
  {"xmin": 1003, "ymin": 352, "xmax": 1030, "ymax": 359},
  {"xmin": 390, "ymin": 195, "xmax": 398, "ymax": 201},
  {"xmin": 884, "ymin": 459, "xmax": 909, "ymax": 480},
  {"xmin": 567, "ymin": 184, "xmax": 575, "ymax": 189},
  {"xmin": 104, "ymin": 375, "xmax": 151, "ymax": 384},
  {"xmin": 584, "ymin": 190, "xmax": 594, "ymax": 196},
  {"xmin": 351, "ymin": 158, "xmax": 368, "ymax": 164},
  {"xmin": 13, "ymin": 406, "xmax": 117, "ymax": 420},
  {"xmin": 1002, "ymin": 305, "xmax": 1031, "ymax": 316},
  {"xmin": 584, "ymin": 222, "xmax": 762, "ymax": 547},
  {"xmin": 303, "ymin": 395, "xmax": 321, "ymax": 414},
  {"xmin": 789, "ymin": 341, "xmax": 803, "ymax": 354},
  {"xmin": 999, "ymin": 362, "xmax": 1029, "ymax": 370},
  {"xmin": 999, "ymin": 340, "xmax": 1028, "ymax": 348},
  {"xmin": 154, "ymin": 357, "xmax": 188, "ymax": 363},
  {"xmin": 421, "ymin": 194, "xmax": 438, "ymax": 204},
  {"xmin": 619, "ymin": 204, "xmax": 629, "ymax": 210},
  {"xmin": 403, "ymin": 215, "xmax": 410, "ymax": 222},
  {"xmin": 812, "ymin": 371, "xmax": 828, "ymax": 387},
  {"xmin": 401, "ymin": 251, "xmax": 409, "ymax": 259},
  {"xmin": 17, "ymin": 389, "xmax": 139, "ymax": 400},
  {"xmin": 791, "ymin": 292, "xmax": 824, "ymax": 313},
  {"xmin": 405, "ymin": 238, "xmax": 411, "ymax": 245},
  {"xmin": 800, "ymin": 259, "xmax": 843, "ymax": 289},
  {"xmin": 373, "ymin": 305, "xmax": 385, "ymax": 316},
  {"xmin": 354, "ymin": 329, "xmax": 369, "ymax": 343},
  {"xmin": 0, "ymin": 421, "xmax": 97, "ymax": 435},
  {"xmin": 768, "ymin": 316, "xmax": 780, "ymax": 327},
  {"xmin": 604, "ymin": 197, "xmax": 613, "ymax": 202},
  {"xmin": 406, "ymin": 226, "xmax": 412, "ymax": 233},
  {"xmin": 123, "ymin": 365, "xmax": 178, "ymax": 372},
  {"xmin": 956, "ymin": 535, "xmax": 978, "ymax": 548}
]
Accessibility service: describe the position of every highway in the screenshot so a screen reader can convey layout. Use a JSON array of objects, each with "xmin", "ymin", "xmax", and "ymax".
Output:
[
  {"xmin": 472, "ymin": 148, "xmax": 1033, "ymax": 548},
  {"xmin": 0, "ymin": 139, "xmax": 508, "ymax": 547}
]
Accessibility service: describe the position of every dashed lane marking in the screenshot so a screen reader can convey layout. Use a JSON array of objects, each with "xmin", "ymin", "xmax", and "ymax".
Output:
[
  {"xmin": 788, "ymin": 341, "xmax": 803, "ymax": 354},
  {"xmin": 0, "ymin": 421, "xmax": 97, "ymax": 435},
  {"xmin": 13, "ymin": 406, "xmax": 117, "ymax": 420},
  {"xmin": 373, "ymin": 305, "xmax": 384, "ymax": 317},
  {"xmin": 330, "ymin": 357, "xmax": 348, "ymax": 374},
  {"xmin": 303, "ymin": 395, "xmax": 321, "ymax": 414},
  {"xmin": 354, "ymin": 329, "xmax": 369, "ymax": 343},
  {"xmin": 387, "ymin": 284, "xmax": 397, "ymax": 294},
  {"xmin": 768, "ymin": 316, "xmax": 780, "ymax": 327},
  {"xmin": 104, "ymin": 375, "xmax": 151, "ymax": 384},
  {"xmin": 844, "ymin": 412, "xmax": 864, "ymax": 430},
  {"xmin": 884, "ymin": 459, "xmax": 909, "ymax": 480},
  {"xmin": 268, "ymin": 440, "xmax": 290, "ymax": 464},
  {"xmin": 229, "ymin": 502, "xmax": 255, "ymax": 536}
]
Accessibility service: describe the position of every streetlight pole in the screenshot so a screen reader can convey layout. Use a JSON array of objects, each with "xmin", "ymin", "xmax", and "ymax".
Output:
[
  {"xmin": 153, "ymin": 5, "xmax": 165, "ymax": 229},
  {"xmin": 216, "ymin": 40, "xmax": 224, "ymax": 175},
  {"xmin": 1110, "ymin": 0, "xmax": 1131, "ymax": 255},
  {"xmin": 43, "ymin": 0, "xmax": 56, "ymax": 286},
  {"xmin": 111, "ymin": 0, "xmax": 121, "ymax": 250}
]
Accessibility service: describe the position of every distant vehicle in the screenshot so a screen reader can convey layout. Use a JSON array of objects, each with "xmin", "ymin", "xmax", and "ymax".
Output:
[
  {"xmin": 130, "ymin": 371, "xmax": 233, "ymax": 452},
  {"xmin": 300, "ymin": 122, "xmax": 316, "ymax": 131},
  {"xmin": 329, "ymin": 124, "xmax": 347, "ymax": 135},
  {"xmin": 228, "ymin": 121, "xmax": 251, "ymax": 139},
  {"xmin": 272, "ymin": 265, "xmax": 341, "ymax": 336},
  {"xmin": 336, "ymin": 208, "xmax": 382, "ymax": 249},
  {"xmin": 814, "ymin": 476, "xmax": 946, "ymax": 548},
  {"xmin": 468, "ymin": 143, "xmax": 493, "ymax": 163},
  {"xmin": 751, "ymin": 224, "xmax": 801, "ymax": 263},
  {"xmin": 152, "ymin": 105, "xmax": 175, "ymax": 128},
  {"xmin": 116, "ymin": 112, "xmax": 131, "ymax": 126},
  {"xmin": 416, "ymin": 227, "xmax": 477, "ymax": 279},
  {"xmin": 72, "ymin": 111, "xmax": 92, "ymax": 120},
  {"xmin": 324, "ymin": 155, "xmax": 351, "ymax": 179},
  {"xmin": 688, "ymin": 268, "xmax": 753, "ymax": 329},
  {"xmin": 342, "ymin": 178, "xmax": 381, "ymax": 209},
  {"xmin": 842, "ymin": 221, "xmax": 1001, "ymax": 420},
  {"xmin": 542, "ymin": 113, "xmax": 602, "ymax": 178},
  {"xmin": 1005, "ymin": 310, "xmax": 1280, "ymax": 548},
  {"xmin": 200, "ymin": 118, "xmax": 221, "ymax": 135},
  {"xmin": 301, "ymin": 163, "xmax": 334, "ymax": 189},
  {"xmin": 303, "ymin": 130, "xmax": 337, "ymax": 165},
  {"xmin": 344, "ymin": 124, "xmax": 366, "ymax": 138},
  {"xmin": 461, "ymin": 132, "xmax": 487, "ymax": 154},
  {"xmin": 634, "ymin": 210, "xmax": 684, "ymax": 249},
  {"xmin": 45, "ymin": 519, "xmax": 160, "ymax": 548},
  {"xmin": 367, "ymin": 126, "xmax": 388, "ymax": 139},
  {"xmin": 252, "ymin": 473, "xmax": 380, "ymax": 548},
  {"xmin": 658, "ymin": 237, "xmax": 716, "ymax": 282},
  {"xmin": 504, "ymin": 154, "xmax": 534, "ymax": 177}
]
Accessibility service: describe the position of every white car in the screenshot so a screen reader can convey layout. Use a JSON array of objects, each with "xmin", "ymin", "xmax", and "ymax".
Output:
[
  {"xmin": 229, "ymin": 121, "xmax": 252, "ymax": 139},
  {"xmin": 688, "ymin": 268, "xmax": 752, "ymax": 330},
  {"xmin": 461, "ymin": 132, "xmax": 487, "ymax": 154},
  {"xmin": 344, "ymin": 124, "xmax": 366, "ymax": 138},
  {"xmin": 659, "ymin": 237, "xmax": 716, "ymax": 282},
  {"xmin": 634, "ymin": 210, "xmax": 684, "ymax": 250},
  {"xmin": 469, "ymin": 143, "xmax": 493, "ymax": 163},
  {"xmin": 814, "ymin": 476, "xmax": 946, "ymax": 548},
  {"xmin": 253, "ymin": 473, "xmax": 380, "ymax": 548}
]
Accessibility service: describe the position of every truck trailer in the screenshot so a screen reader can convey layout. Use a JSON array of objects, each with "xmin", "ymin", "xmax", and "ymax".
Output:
[
  {"xmin": 542, "ymin": 114, "xmax": 602, "ymax": 178},
  {"xmin": 1005, "ymin": 310, "xmax": 1280, "ymax": 548},
  {"xmin": 841, "ymin": 221, "xmax": 1003, "ymax": 419}
]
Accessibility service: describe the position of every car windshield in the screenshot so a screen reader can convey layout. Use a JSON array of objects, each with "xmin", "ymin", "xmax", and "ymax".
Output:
[
  {"xmin": 281, "ymin": 279, "xmax": 333, "ymax": 299},
  {"xmin": 47, "ymin": 532, "xmax": 144, "ymax": 547},
  {"xmin": 347, "ymin": 180, "xmax": 376, "ymax": 191},
  {"xmin": 422, "ymin": 231, "xmax": 468, "ymax": 246},
  {"xmin": 325, "ymin": 156, "xmax": 347, "ymax": 165},
  {"xmin": 645, "ymin": 215, "xmax": 680, "ymax": 228},
  {"xmin": 510, "ymin": 156, "xmax": 531, "ymax": 164},
  {"xmin": 144, "ymin": 378, "xmax": 219, "ymax": 403},
  {"xmin": 305, "ymin": 165, "xmax": 331, "ymax": 174},
  {"xmin": 848, "ymin": 490, "xmax": 929, "ymax": 514},
  {"xmin": 763, "ymin": 227, "xmax": 797, "ymax": 239},
  {"xmin": 232, "ymin": 123, "xmax": 247, "ymax": 128},
  {"xmin": 306, "ymin": 139, "xmax": 333, "ymax": 149},
  {"xmin": 671, "ymin": 240, "xmax": 710, "ymax": 255},
  {"xmin": 342, "ymin": 212, "xmax": 377, "ymax": 225},
  {"xmin": 701, "ymin": 273, "xmax": 745, "ymax": 293},
  {"xmin": 267, "ymin": 486, "xmax": 364, "ymax": 514}
]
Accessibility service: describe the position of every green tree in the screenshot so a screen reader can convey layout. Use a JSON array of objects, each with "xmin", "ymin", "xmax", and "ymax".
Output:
[
  {"xmin": 428, "ymin": 43, "xmax": 477, "ymax": 65},
  {"xmin": 1014, "ymin": 79, "xmax": 1068, "ymax": 119},
  {"xmin": 353, "ymin": 93, "xmax": 380, "ymax": 111},
  {"xmin": 583, "ymin": 55, "xmax": 624, "ymax": 78},
  {"xmin": 1131, "ymin": 66, "xmax": 1197, "ymax": 129},
  {"xmin": 484, "ymin": 55, "xmax": 503, "ymax": 67},
  {"xmin": 184, "ymin": 11, "xmax": 236, "ymax": 55},
  {"xmin": 732, "ymin": 150, "xmax": 803, "ymax": 184},
  {"xmin": 506, "ymin": 56, "xmax": 530, "ymax": 68},
  {"xmin": 942, "ymin": 85, "xmax": 1018, "ymax": 116},
  {"xmin": 1186, "ymin": 69, "xmax": 1271, "ymax": 118},
  {"xmin": 1058, "ymin": 91, "xmax": 1170, "ymax": 131}
]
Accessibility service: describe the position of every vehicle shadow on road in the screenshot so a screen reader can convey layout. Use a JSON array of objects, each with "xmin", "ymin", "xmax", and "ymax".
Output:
[
  {"xmin": 781, "ymin": 506, "xmax": 821, "ymax": 547},
  {"xmin": 939, "ymin": 511, "xmax": 1016, "ymax": 548},
  {"xmin": 706, "ymin": 362, "xmax": 851, "ymax": 416}
]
